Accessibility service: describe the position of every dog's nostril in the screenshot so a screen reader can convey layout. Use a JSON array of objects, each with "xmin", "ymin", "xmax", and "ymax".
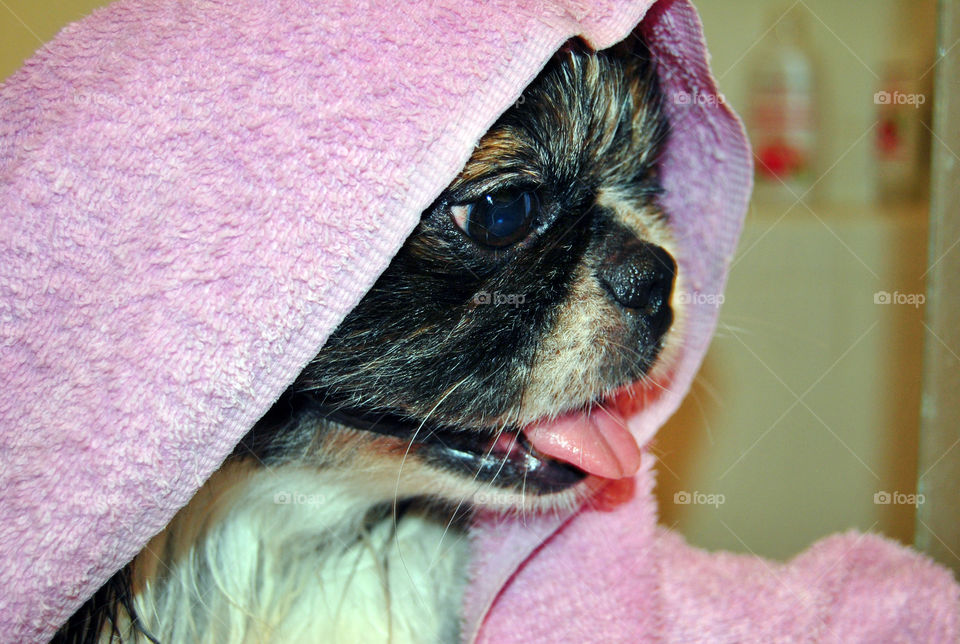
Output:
[{"xmin": 599, "ymin": 241, "xmax": 676, "ymax": 314}]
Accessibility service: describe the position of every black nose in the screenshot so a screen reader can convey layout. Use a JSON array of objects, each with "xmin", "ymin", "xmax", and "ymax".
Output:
[{"xmin": 599, "ymin": 239, "xmax": 676, "ymax": 324}]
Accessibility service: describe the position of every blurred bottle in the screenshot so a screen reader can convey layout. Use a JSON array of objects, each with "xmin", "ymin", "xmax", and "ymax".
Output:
[
  {"xmin": 748, "ymin": 6, "xmax": 818, "ymax": 204},
  {"xmin": 873, "ymin": 63, "xmax": 929, "ymax": 204},
  {"xmin": 873, "ymin": 0, "xmax": 935, "ymax": 207}
]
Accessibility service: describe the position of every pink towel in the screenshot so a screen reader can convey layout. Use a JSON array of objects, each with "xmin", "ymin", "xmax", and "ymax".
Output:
[
  {"xmin": 471, "ymin": 454, "xmax": 959, "ymax": 642},
  {"xmin": 0, "ymin": 0, "xmax": 955, "ymax": 641}
]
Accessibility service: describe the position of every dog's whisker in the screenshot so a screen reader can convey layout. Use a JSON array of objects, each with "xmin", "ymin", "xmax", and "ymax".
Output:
[
  {"xmin": 389, "ymin": 376, "xmax": 473, "ymax": 604},
  {"xmin": 427, "ymin": 419, "xmax": 512, "ymax": 571}
]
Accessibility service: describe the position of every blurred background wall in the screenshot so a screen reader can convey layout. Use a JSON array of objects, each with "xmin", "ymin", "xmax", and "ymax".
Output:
[
  {"xmin": 1, "ymin": 0, "xmax": 112, "ymax": 80},
  {"xmin": 654, "ymin": 0, "xmax": 940, "ymax": 559},
  {"xmin": 1, "ymin": 0, "xmax": 944, "ymax": 561}
]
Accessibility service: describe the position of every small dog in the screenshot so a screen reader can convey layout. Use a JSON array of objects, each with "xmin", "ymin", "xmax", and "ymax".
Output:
[{"xmin": 55, "ymin": 37, "xmax": 678, "ymax": 644}]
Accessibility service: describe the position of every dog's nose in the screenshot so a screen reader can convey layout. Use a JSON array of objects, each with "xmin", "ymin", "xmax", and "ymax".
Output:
[{"xmin": 599, "ymin": 239, "xmax": 676, "ymax": 321}]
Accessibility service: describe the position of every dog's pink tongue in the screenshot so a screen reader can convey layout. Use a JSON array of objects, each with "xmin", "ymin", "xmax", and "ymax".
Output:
[{"xmin": 522, "ymin": 406, "xmax": 642, "ymax": 479}]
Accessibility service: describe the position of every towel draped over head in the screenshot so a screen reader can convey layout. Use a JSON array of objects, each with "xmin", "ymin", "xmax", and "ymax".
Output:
[{"xmin": 1, "ymin": 0, "xmax": 956, "ymax": 641}]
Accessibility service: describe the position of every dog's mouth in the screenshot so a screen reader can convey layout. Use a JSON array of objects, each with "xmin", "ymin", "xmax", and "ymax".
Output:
[{"xmin": 317, "ymin": 390, "xmax": 642, "ymax": 495}]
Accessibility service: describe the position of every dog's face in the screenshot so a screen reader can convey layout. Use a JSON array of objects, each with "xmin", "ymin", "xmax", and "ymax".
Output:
[{"xmin": 246, "ymin": 40, "xmax": 679, "ymax": 511}]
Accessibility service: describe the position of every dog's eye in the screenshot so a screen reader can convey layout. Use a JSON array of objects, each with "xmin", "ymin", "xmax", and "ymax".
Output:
[{"xmin": 450, "ymin": 188, "xmax": 539, "ymax": 248}]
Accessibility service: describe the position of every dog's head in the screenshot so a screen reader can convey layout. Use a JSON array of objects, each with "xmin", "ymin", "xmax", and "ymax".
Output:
[{"xmin": 246, "ymin": 40, "xmax": 680, "ymax": 511}]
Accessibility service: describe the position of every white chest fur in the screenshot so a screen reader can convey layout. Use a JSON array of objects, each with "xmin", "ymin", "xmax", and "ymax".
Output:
[{"xmin": 127, "ymin": 462, "xmax": 469, "ymax": 643}]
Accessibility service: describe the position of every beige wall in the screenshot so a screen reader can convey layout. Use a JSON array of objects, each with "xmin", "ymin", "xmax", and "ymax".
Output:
[
  {"xmin": 656, "ymin": 204, "xmax": 928, "ymax": 558},
  {"xmin": 656, "ymin": 0, "xmax": 936, "ymax": 560},
  {"xmin": 2, "ymin": 1, "xmax": 939, "ymax": 561},
  {"xmin": 1, "ymin": 1, "xmax": 113, "ymax": 81}
]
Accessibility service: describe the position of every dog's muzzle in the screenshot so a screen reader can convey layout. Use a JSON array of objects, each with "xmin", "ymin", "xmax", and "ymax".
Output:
[{"xmin": 598, "ymin": 236, "xmax": 676, "ymax": 341}]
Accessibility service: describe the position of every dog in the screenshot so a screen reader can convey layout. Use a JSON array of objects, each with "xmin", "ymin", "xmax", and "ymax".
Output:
[{"xmin": 54, "ymin": 36, "xmax": 678, "ymax": 643}]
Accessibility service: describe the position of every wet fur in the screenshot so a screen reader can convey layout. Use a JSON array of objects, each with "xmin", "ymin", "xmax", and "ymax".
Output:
[{"xmin": 54, "ymin": 39, "xmax": 676, "ymax": 643}]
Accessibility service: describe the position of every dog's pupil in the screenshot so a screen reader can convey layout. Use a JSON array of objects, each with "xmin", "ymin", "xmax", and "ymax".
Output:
[{"xmin": 466, "ymin": 188, "xmax": 537, "ymax": 247}]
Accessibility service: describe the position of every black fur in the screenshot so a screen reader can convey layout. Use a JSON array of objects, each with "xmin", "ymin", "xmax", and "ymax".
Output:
[
  {"xmin": 293, "ymin": 42, "xmax": 669, "ymax": 425},
  {"xmin": 51, "ymin": 565, "xmax": 157, "ymax": 644}
]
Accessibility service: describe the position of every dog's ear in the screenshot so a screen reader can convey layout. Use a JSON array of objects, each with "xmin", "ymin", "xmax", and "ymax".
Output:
[
  {"xmin": 557, "ymin": 33, "xmax": 657, "ymax": 67},
  {"xmin": 604, "ymin": 30, "xmax": 656, "ymax": 61},
  {"xmin": 555, "ymin": 36, "xmax": 596, "ymax": 56}
]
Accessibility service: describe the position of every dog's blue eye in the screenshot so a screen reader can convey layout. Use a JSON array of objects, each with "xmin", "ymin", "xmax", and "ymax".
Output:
[{"xmin": 451, "ymin": 189, "xmax": 539, "ymax": 248}]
